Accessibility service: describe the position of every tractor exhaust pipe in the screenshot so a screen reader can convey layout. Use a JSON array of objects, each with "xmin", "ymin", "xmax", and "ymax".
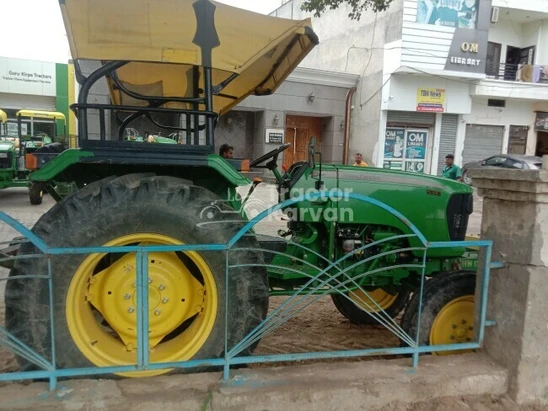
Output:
[{"xmin": 343, "ymin": 87, "xmax": 356, "ymax": 165}]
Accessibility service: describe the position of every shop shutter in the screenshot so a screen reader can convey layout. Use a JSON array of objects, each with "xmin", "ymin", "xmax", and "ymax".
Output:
[
  {"xmin": 0, "ymin": 93, "xmax": 56, "ymax": 111},
  {"xmin": 387, "ymin": 111, "xmax": 436, "ymax": 125},
  {"xmin": 462, "ymin": 124, "xmax": 504, "ymax": 165},
  {"xmin": 437, "ymin": 114, "xmax": 458, "ymax": 174}
]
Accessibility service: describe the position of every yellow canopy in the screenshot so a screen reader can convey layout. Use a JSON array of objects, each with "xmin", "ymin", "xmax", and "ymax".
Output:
[
  {"xmin": 59, "ymin": 0, "xmax": 318, "ymax": 115},
  {"xmin": 0, "ymin": 110, "xmax": 6, "ymax": 124},
  {"xmin": 16, "ymin": 110, "xmax": 67, "ymax": 122}
]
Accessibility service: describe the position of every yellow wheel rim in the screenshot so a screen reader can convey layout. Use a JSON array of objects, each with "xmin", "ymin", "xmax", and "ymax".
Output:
[
  {"xmin": 349, "ymin": 288, "xmax": 398, "ymax": 312},
  {"xmin": 65, "ymin": 233, "xmax": 218, "ymax": 377},
  {"xmin": 429, "ymin": 295, "xmax": 475, "ymax": 356}
]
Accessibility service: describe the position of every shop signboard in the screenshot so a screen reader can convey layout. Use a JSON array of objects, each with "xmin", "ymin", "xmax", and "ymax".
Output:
[
  {"xmin": 383, "ymin": 128, "xmax": 429, "ymax": 173},
  {"xmin": 265, "ymin": 128, "xmax": 285, "ymax": 144},
  {"xmin": 534, "ymin": 112, "xmax": 548, "ymax": 132},
  {"xmin": 0, "ymin": 57, "xmax": 56, "ymax": 97},
  {"xmin": 416, "ymin": 88, "xmax": 445, "ymax": 113}
]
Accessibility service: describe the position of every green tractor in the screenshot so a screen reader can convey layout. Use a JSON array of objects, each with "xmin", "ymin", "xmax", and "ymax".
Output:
[
  {"xmin": 0, "ymin": 109, "xmax": 69, "ymax": 204},
  {"xmin": 3, "ymin": 0, "xmax": 480, "ymax": 378}
]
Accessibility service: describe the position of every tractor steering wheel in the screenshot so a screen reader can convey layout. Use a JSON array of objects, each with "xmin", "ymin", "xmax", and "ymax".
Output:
[{"xmin": 249, "ymin": 143, "xmax": 291, "ymax": 170}]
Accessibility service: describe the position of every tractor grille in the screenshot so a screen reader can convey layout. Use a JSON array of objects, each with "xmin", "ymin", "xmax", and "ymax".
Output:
[
  {"xmin": 0, "ymin": 152, "xmax": 12, "ymax": 169},
  {"xmin": 446, "ymin": 193, "xmax": 473, "ymax": 241}
]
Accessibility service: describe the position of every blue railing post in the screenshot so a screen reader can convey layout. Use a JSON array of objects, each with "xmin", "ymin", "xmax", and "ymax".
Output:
[
  {"xmin": 136, "ymin": 250, "xmax": 150, "ymax": 368},
  {"xmin": 47, "ymin": 257, "xmax": 57, "ymax": 391}
]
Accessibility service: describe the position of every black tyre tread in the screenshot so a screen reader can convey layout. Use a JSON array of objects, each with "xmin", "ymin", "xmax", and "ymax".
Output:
[
  {"xmin": 6, "ymin": 174, "xmax": 268, "ymax": 378},
  {"xmin": 29, "ymin": 184, "xmax": 43, "ymax": 205},
  {"xmin": 399, "ymin": 271, "xmax": 476, "ymax": 349},
  {"xmin": 331, "ymin": 289, "xmax": 411, "ymax": 325}
]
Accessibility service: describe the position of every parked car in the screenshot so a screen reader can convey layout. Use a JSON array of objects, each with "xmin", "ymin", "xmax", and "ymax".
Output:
[{"xmin": 462, "ymin": 154, "xmax": 543, "ymax": 185}]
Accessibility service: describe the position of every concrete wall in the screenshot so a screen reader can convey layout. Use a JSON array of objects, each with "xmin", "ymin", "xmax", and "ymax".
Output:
[
  {"xmin": 463, "ymin": 98, "xmax": 537, "ymax": 155},
  {"xmin": 238, "ymin": 79, "xmax": 350, "ymax": 164},
  {"xmin": 539, "ymin": 20, "xmax": 548, "ymax": 63},
  {"xmin": 488, "ymin": 17, "xmax": 546, "ymax": 64},
  {"xmin": 383, "ymin": 74, "xmax": 472, "ymax": 114},
  {"xmin": 215, "ymin": 111, "xmax": 255, "ymax": 159}
]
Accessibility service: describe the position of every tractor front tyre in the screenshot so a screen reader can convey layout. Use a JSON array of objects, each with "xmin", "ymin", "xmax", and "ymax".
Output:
[
  {"xmin": 5, "ymin": 174, "xmax": 269, "ymax": 378},
  {"xmin": 331, "ymin": 287, "xmax": 411, "ymax": 325},
  {"xmin": 29, "ymin": 183, "xmax": 43, "ymax": 205},
  {"xmin": 399, "ymin": 271, "xmax": 476, "ymax": 355}
]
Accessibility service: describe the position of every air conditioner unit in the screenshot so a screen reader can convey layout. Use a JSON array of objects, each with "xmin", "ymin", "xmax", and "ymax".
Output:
[{"xmin": 491, "ymin": 6, "xmax": 500, "ymax": 23}]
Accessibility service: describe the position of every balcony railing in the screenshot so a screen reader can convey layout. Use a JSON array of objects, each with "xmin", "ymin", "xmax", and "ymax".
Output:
[{"xmin": 485, "ymin": 62, "xmax": 548, "ymax": 84}]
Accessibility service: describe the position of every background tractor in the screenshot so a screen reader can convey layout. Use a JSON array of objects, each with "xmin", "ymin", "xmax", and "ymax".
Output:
[
  {"xmin": 0, "ymin": 109, "xmax": 70, "ymax": 204},
  {"xmin": 3, "ymin": 0, "xmax": 479, "ymax": 379}
]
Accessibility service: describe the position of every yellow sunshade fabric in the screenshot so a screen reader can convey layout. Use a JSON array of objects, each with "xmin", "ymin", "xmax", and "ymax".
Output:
[
  {"xmin": 0, "ymin": 110, "xmax": 7, "ymax": 123},
  {"xmin": 59, "ymin": 0, "xmax": 318, "ymax": 115},
  {"xmin": 16, "ymin": 110, "xmax": 67, "ymax": 122}
]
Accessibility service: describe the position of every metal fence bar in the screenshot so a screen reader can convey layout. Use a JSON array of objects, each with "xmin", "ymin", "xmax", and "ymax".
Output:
[
  {"xmin": 0, "ymin": 190, "xmax": 494, "ymax": 389},
  {"xmin": 47, "ymin": 257, "xmax": 57, "ymax": 390},
  {"xmin": 412, "ymin": 252, "xmax": 429, "ymax": 368},
  {"xmin": 137, "ymin": 251, "xmax": 150, "ymax": 368},
  {"xmin": 478, "ymin": 244, "xmax": 493, "ymax": 345}
]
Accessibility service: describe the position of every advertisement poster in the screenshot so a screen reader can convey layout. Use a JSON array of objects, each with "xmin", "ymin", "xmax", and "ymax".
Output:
[
  {"xmin": 416, "ymin": 88, "xmax": 445, "ymax": 113},
  {"xmin": 405, "ymin": 130, "xmax": 428, "ymax": 160},
  {"xmin": 405, "ymin": 161, "xmax": 426, "ymax": 173},
  {"xmin": 384, "ymin": 128, "xmax": 405, "ymax": 159},
  {"xmin": 383, "ymin": 129, "xmax": 429, "ymax": 173},
  {"xmin": 416, "ymin": 0, "xmax": 479, "ymax": 29}
]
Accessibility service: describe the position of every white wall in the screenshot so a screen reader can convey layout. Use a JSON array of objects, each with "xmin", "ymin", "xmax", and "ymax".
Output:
[
  {"xmin": 383, "ymin": 74, "xmax": 472, "ymax": 114},
  {"xmin": 539, "ymin": 20, "xmax": 548, "ymax": 63},
  {"xmin": 488, "ymin": 18, "xmax": 545, "ymax": 64},
  {"xmin": 272, "ymin": 0, "xmax": 406, "ymax": 166},
  {"xmin": 463, "ymin": 98, "xmax": 537, "ymax": 154}
]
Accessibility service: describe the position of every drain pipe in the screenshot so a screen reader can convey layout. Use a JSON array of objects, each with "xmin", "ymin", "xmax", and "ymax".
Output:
[{"xmin": 343, "ymin": 87, "xmax": 356, "ymax": 165}]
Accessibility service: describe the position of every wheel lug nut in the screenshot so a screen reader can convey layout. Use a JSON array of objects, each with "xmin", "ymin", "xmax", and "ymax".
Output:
[
  {"xmin": 468, "ymin": 326, "xmax": 473, "ymax": 331},
  {"xmin": 452, "ymin": 324, "xmax": 457, "ymax": 329},
  {"xmin": 124, "ymin": 293, "xmax": 131, "ymax": 300},
  {"xmin": 159, "ymin": 284, "xmax": 166, "ymax": 291},
  {"xmin": 466, "ymin": 338, "xmax": 471, "ymax": 341},
  {"xmin": 128, "ymin": 307, "xmax": 135, "ymax": 313},
  {"xmin": 126, "ymin": 343, "xmax": 134, "ymax": 352},
  {"xmin": 461, "ymin": 320, "xmax": 467, "ymax": 325},
  {"xmin": 132, "ymin": 282, "xmax": 136, "ymax": 288},
  {"xmin": 154, "ymin": 309, "xmax": 161, "ymax": 316},
  {"xmin": 148, "ymin": 277, "xmax": 153, "ymax": 284},
  {"xmin": 86, "ymin": 294, "xmax": 94, "ymax": 302},
  {"xmin": 450, "ymin": 335, "xmax": 455, "ymax": 340}
]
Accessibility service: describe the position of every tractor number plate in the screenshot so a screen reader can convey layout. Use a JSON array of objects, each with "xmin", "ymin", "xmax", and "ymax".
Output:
[{"xmin": 0, "ymin": 153, "xmax": 8, "ymax": 158}]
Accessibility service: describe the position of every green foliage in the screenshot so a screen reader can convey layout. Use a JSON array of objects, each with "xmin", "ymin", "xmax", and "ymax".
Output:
[{"xmin": 300, "ymin": 0, "xmax": 395, "ymax": 20}]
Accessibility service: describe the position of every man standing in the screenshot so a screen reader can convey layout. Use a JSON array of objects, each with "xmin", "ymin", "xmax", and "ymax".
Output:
[
  {"xmin": 442, "ymin": 154, "xmax": 463, "ymax": 181},
  {"xmin": 354, "ymin": 153, "xmax": 368, "ymax": 167}
]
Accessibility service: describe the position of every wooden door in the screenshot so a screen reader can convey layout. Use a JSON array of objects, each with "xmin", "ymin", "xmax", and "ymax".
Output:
[{"xmin": 284, "ymin": 115, "xmax": 322, "ymax": 169}]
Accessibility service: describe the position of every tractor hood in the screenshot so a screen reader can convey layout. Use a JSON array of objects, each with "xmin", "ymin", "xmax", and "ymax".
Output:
[{"xmin": 59, "ymin": 0, "xmax": 319, "ymax": 116}]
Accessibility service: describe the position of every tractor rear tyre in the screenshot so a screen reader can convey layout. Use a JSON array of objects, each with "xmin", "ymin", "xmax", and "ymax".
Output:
[
  {"xmin": 399, "ymin": 271, "xmax": 476, "ymax": 355},
  {"xmin": 29, "ymin": 183, "xmax": 43, "ymax": 205},
  {"xmin": 5, "ymin": 174, "xmax": 269, "ymax": 378},
  {"xmin": 332, "ymin": 287, "xmax": 411, "ymax": 325}
]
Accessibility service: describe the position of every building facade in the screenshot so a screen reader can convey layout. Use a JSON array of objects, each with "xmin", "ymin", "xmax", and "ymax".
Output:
[
  {"xmin": 271, "ymin": 0, "xmax": 548, "ymax": 175},
  {"xmin": 0, "ymin": 56, "xmax": 76, "ymax": 138}
]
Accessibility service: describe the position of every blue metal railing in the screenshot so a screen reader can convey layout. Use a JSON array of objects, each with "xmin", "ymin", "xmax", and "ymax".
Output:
[{"xmin": 0, "ymin": 191, "xmax": 497, "ymax": 391}]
